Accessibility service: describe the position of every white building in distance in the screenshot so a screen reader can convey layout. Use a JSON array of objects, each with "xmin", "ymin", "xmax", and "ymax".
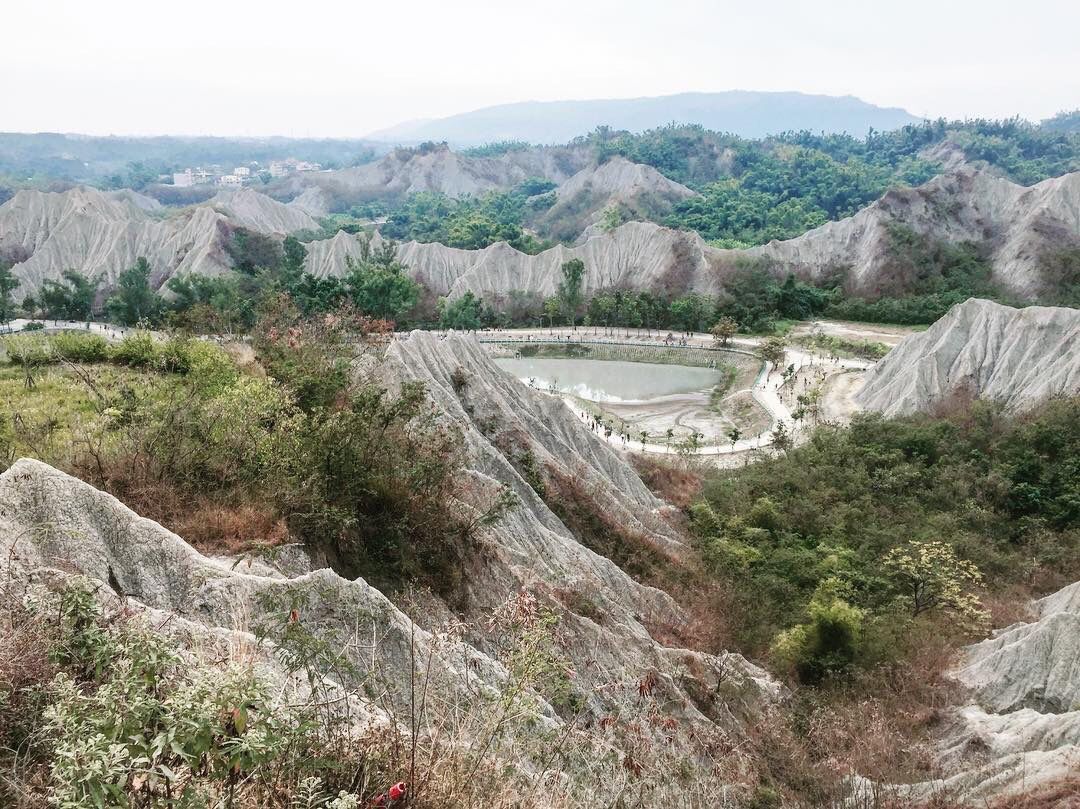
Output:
[
  {"xmin": 218, "ymin": 174, "xmax": 243, "ymax": 187},
  {"xmin": 173, "ymin": 170, "xmax": 195, "ymax": 187}
]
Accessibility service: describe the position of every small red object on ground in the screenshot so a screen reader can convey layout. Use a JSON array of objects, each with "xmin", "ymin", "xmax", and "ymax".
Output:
[{"xmin": 370, "ymin": 781, "xmax": 408, "ymax": 807}]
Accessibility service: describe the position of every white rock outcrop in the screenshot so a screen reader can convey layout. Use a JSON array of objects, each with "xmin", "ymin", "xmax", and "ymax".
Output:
[
  {"xmin": 0, "ymin": 333, "xmax": 781, "ymax": 790},
  {"xmin": 300, "ymin": 167, "xmax": 1080, "ymax": 303},
  {"xmin": 855, "ymin": 298, "xmax": 1080, "ymax": 416},
  {"xmin": 859, "ymin": 580, "xmax": 1080, "ymax": 804},
  {"xmin": 384, "ymin": 332, "xmax": 780, "ymax": 731},
  {"xmin": 0, "ymin": 186, "xmax": 319, "ymax": 298},
  {"xmin": 207, "ymin": 187, "xmax": 320, "ymax": 233},
  {"xmin": 0, "ymin": 457, "xmax": 507, "ymax": 726},
  {"xmin": 6, "ymin": 164, "xmax": 1078, "ymax": 306},
  {"xmin": 536, "ymin": 156, "xmax": 698, "ymax": 239},
  {"xmin": 305, "ymin": 220, "xmax": 727, "ymax": 301}
]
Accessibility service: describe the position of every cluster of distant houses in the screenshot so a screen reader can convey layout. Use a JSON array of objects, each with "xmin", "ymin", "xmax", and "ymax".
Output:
[{"xmin": 171, "ymin": 158, "xmax": 323, "ymax": 188}]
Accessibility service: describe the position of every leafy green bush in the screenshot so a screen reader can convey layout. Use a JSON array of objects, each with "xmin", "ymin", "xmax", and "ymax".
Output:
[
  {"xmin": 33, "ymin": 583, "xmax": 343, "ymax": 809},
  {"xmin": 51, "ymin": 331, "xmax": 109, "ymax": 363},
  {"xmin": 771, "ymin": 580, "xmax": 864, "ymax": 683},
  {"xmin": 108, "ymin": 331, "xmax": 161, "ymax": 368},
  {"xmin": 695, "ymin": 399, "xmax": 1080, "ymax": 664}
]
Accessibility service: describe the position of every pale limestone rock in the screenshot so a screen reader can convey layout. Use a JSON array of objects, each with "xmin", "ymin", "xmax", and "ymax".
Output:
[
  {"xmin": 1, "ymin": 185, "xmax": 318, "ymax": 298},
  {"xmin": 855, "ymin": 298, "xmax": 1080, "ymax": 416}
]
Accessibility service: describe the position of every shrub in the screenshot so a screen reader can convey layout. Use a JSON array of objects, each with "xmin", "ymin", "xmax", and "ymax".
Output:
[
  {"xmin": 696, "ymin": 399, "xmax": 1080, "ymax": 664},
  {"xmin": 51, "ymin": 331, "xmax": 109, "ymax": 363},
  {"xmin": 159, "ymin": 336, "xmax": 238, "ymax": 392},
  {"xmin": 108, "ymin": 331, "xmax": 160, "ymax": 368},
  {"xmin": 32, "ymin": 583, "xmax": 326, "ymax": 809},
  {"xmin": 772, "ymin": 587, "xmax": 864, "ymax": 684},
  {"xmin": 1, "ymin": 334, "xmax": 51, "ymax": 366}
]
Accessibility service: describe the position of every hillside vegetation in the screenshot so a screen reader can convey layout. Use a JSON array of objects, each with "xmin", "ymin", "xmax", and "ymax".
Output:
[{"xmin": 694, "ymin": 399, "xmax": 1080, "ymax": 669}]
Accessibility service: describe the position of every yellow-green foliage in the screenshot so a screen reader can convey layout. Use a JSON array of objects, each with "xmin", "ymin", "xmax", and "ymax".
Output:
[
  {"xmin": 51, "ymin": 332, "xmax": 109, "ymax": 363},
  {"xmin": 0, "ymin": 363, "xmax": 180, "ymax": 470},
  {"xmin": 883, "ymin": 539, "xmax": 988, "ymax": 627},
  {"xmin": 0, "ymin": 331, "xmax": 238, "ymax": 472},
  {"xmin": 771, "ymin": 579, "xmax": 865, "ymax": 683}
]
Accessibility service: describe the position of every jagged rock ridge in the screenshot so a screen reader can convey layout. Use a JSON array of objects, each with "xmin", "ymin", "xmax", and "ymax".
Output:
[
  {"xmin": 301, "ymin": 167, "xmax": 1080, "ymax": 303},
  {"xmin": 0, "ymin": 185, "xmax": 317, "ymax": 298},
  {"xmin": 7, "ymin": 166, "xmax": 1079, "ymax": 305},
  {"xmin": 304, "ymin": 221, "xmax": 724, "ymax": 301},
  {"xmin": 207, "ymin": 187, "xmax": 320, "ymax": 233},
  {"xmin": 856, "ymin": 298, "xmax": 1080, "ymax": 416},
  {"xmin": 536, "ymin": 156, "xmax": 698, "ymax": 241},
  {"xmin": 0, "ymin": 333, "xmax": 781, "ymax": 793},
  {"xmin": 750, "ymin": 167, "xmax": 1080, "ymax": 298}
]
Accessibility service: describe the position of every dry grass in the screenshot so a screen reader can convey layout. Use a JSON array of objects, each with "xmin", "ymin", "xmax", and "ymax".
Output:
[
  {"xmin": 169, "ymin": 500, "xmax": 290, "ymax": 555},
  {"xmin": 984, "ymin": 583, "xmax": 1037, "ymax": 629},
  {"xmin": 0, "ymin": 594, "xmax": 57, "ymax": 809},
  {"xmin": 630, "ymin": 454, "xmax": 703, "ymax": 509},
  {"xmin": 543, "ymin": 465, "xmax": 680, "ymax": 586},
  {"xmin": 989, "ymin": 779, "xmax": 1080, "ymax": 808},
  {"xmin": 84, "ymin": 459, "xmax": 290, "ymax": 556}
]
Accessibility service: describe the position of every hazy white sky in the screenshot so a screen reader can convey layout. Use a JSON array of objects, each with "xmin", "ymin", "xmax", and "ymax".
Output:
[{"xmin": 3, "ymin": 0, "xmax": 1078, "ymax": 137}]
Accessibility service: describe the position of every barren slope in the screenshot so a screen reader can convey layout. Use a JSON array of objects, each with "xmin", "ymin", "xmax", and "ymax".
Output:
[
  {"xmin": 856, "ymin": 298, "xmax": 1080, "ymax": 415},
  {"xmin": 305, "ymin": 221, "xmax": 727, "ymax": 300},
  {"xmin": 857, "ymin": 579, "xmax": 1080, "ymax": 804},
  {"xmin": 751, "ymin": 167, "xmax": 1080, "ymax": 298},
  {"xmin": 0, "ymin": 186, "xmax": 234, "ymax": 297},
  {"xmin": 0, "ymin": 334, "xmax": 782, "ymax": 799},
  {"xmin": 207, "ymin": 187, "xmax": 320, "ymax": 233},
  {"xmin": 0, "ymin": 185, "xmax": 316, "ymax": 297},
  {"xmin": 535, "ymin": 156, "xmax": 698, "ymax": 241}
]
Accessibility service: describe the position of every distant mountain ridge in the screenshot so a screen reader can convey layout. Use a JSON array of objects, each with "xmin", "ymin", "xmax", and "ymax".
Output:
[{"xmin": 366, "ymin": 91, "xmax": 922, "ymax": 145}]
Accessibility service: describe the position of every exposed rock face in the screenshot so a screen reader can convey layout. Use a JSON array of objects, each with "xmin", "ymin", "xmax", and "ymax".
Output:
[
  {"xmin": 855, "ymin": 299, "xmax": 1080, "ymax": 416},
  {"xmin": 305, "ymin": 221, "xmax": 727, "ymax": 300},
  {"xmin": 10, "ymin": 165, "xmax": 1078, "ymax": 306},
  {"xmin": 0, "ymin": 333, "xmax": 780, "ymax": 793},
  {"xmin": 536, "ymin": 156, "xmax": 698, "ymax": 241},
  {"xmin": 957, "ymin": 582, "xmax": 1080, "ymax": 715},
  {"xmin": 384, "ymin": 332, "xmax": 779, "ymax": 730},
  {"xmin": 207, "ymin": 187, "xmax": 320, "ymax": 233},
  {"xmin": 750, "ymin": 167, "xmax": 1080, "ymax": 298},
  {"xmin": 858, "ymin": 580, "xmax": 1080, "ymax": 804},
  {"xmin": 0, "ymin": 186, "xmax": 234, "ymax": 297},
  {"xmin": 276, "ymin": 142, "xmax": 590, "ymax": 201},
  {"xmin": 300, "ymin": 167, "xmax": 1080, "ymax": 303},
  {"xmin": 0, "ymin": 457, "xmax": 501, "ymax": 731},
  {"xmin": 106, "ymin": 188, "xmax": 165, "ymax": 213},
  {"xmin": 286, "ymin": 186, "xmax": 334, "ymax": 217},
  {"xmin": 0, "ymin": 185, "xmax": 316, "ymax": 297}
]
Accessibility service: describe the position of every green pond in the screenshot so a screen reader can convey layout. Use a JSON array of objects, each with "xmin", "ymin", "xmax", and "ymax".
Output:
[{"xmin": 494, "ymin": 357, "xmax": 723, "ymax": 402}]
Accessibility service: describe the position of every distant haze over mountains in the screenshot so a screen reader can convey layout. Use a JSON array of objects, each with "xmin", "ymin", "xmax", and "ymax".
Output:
[{"xmin": 366, "ymin": 91, "xmax": 923, "ymax": 145}]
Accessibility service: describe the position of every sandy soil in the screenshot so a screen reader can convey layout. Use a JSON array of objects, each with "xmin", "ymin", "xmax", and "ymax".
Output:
[{"xmin": 789, "ymin": 319, "xmax": 923, "ymax": 347}]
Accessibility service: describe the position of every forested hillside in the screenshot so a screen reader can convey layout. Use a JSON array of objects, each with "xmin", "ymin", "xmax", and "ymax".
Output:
[{"xmin": 350, "ymin": 118, "xmax": 1080, "ymax": 252}]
